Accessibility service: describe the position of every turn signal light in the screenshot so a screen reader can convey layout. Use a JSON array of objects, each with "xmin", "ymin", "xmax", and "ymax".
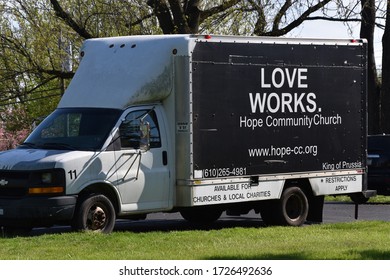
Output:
[{"xmin": 28, "ymin": 186, "xmax": 64, "ymax": 194}]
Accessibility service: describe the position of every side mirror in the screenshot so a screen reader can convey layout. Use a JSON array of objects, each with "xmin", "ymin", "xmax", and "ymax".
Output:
[
  {"xmin": 119, "ymin": 119, "xmax": 150, "ymax": 150},
  {"xmin": 139, "ymin": 120, "xmax": 150, "ymax": 152}
]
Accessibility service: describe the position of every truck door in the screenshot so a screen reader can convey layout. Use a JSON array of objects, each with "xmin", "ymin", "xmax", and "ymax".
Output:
[{"xmin": 114, "ymin": 106, "xmax": 170, "ymax": 212}]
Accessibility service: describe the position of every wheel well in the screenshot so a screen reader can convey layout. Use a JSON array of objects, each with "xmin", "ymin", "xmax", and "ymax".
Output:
[
  {"xmin": 77, "ymin": 183, "xmax": 120, "ymax": 214},
  {"xmin": 284, "ymin": 178, "xmax": 312, "ymax": 195}
]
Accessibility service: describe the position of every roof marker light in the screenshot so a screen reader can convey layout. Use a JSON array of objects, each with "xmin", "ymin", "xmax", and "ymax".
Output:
[{"xmin": 204, "ymin": 35, "xmax": 212, "ymax": 40}]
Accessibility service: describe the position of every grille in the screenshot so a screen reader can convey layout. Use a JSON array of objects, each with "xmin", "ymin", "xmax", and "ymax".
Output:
[{"xmin": 0, "ymin": 171, "xmax": 29, "ymax": 197}]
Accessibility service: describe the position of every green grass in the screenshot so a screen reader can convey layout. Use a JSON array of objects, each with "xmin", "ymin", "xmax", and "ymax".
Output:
[
  {"xmin": 1, "ymin": 221, "xmax": 390, "ymax": 260},
  {"xmin": 326, "ymin": 195, "xmax": 390, "ymax": 204}
]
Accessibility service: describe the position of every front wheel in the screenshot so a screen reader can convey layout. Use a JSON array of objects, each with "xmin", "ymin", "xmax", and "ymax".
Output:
[{"xmin": 72, "ymin": 194, "xmax": 116, "ymax": 234}]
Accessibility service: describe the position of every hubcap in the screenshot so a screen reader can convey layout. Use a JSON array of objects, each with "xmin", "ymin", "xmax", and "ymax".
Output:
[{"xmin": 86, "ymin": 206, "xmax": 106, "ymax": 230}]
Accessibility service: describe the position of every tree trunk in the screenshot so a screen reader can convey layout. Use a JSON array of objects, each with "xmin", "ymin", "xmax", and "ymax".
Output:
[
  {"xmin": 360, "ymin": 0, "xmax": 380, "ymax": 134},
  {"xmin": 381, "ymin": 0, "xmax": 390, "ymax": 133},
  {"xmin": 185, "ymin": 0, "xmax": 201, "ymax": 33},
  {"xmin": 147, "ymin": 0, "xmax": 175, "ymax": 34}
]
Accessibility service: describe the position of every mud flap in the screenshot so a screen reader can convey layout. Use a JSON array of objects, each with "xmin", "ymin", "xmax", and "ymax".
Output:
[{"xmin": 306, "ymin": 195, "xmax": 324, "ymax": 223}]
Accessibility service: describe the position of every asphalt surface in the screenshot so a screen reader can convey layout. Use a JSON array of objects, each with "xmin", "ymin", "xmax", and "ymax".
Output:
[
  {"xmin": 28, "ymin": 201, "xmax": 390, "ymax": 236},
  {"xmin": 323, "ymin": 201, "xmax": 390, "ymax": 223}
]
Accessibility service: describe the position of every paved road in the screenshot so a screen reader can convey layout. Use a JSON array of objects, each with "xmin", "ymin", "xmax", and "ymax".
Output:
[
  {"xmin": 323, "ymin": 202, "xmax": 390, "ymax": 223},
  {"xmin": 29, "ymin": 202, "xmax": 390, "ymax": 235}
]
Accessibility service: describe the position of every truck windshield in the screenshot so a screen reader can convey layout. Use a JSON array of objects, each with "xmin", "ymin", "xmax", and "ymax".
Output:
[{"xmin": 20, "ymin": 108, "xmax": 122, "ymax": 151}]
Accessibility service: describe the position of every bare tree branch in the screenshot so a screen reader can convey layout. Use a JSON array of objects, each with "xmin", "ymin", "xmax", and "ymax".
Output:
[
  {"xmin": 261, "ymin": 0, "xmax": 333, "ymax": 36},
  {"xmin": 272, "ymin": 0, "xmax": 292, "ymax": 32},
  {"xmin": 50, "ymin": 0, "xmax": 93, "ymax": 39},
  {"xmin": 199, "ymin": 0, "xmax": 242, "ymax": 23},
  {"xmin": 37, "ymin": 68, "xmax": 74, "ymax": 80},
  {"xmin": 248, "ymin": 0, "xmax": 266, "ymax": 34},
  {"xmin": 305, "ymin": 16, "xmax": 385, "ymax": 29}
]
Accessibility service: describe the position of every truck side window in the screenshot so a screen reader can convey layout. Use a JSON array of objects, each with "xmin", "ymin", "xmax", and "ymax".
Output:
[{"xmin": 119, "ymin": 110, "xmax": 161, "ymax": 149}]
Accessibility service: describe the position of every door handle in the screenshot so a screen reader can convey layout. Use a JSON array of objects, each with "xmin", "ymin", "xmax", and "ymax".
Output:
[{"xmin": 162, "ymin": 151, "xmax": 168, "ymax": 166}]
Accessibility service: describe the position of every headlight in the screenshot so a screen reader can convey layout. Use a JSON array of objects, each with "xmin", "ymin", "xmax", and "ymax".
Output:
[
  {"xmin": 41, "ymin": 172, "xmax": 52, "ymax": 184},
  {"xmin": 28, "ymin": 169, "xmax": 66, "ymax": 196}
]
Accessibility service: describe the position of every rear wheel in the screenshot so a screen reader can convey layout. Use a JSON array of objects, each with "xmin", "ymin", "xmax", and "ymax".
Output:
[
  {"xmin": 260, "ymin": 186, "xmax": 308, "ymax": 226},
  {"xmin": 72, "ymin": 194, "xmax": 116, "ymax": 233}
]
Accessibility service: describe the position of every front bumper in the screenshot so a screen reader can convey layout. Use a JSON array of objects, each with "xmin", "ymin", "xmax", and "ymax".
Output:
[{"xmin": 0, "ymin": 196, "xmax": 77, "ymax": 227}]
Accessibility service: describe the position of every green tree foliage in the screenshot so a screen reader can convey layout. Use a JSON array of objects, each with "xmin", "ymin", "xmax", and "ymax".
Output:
[{"xmin": 0, "ymin": 1, "xmax": 75, "ymax": 135}]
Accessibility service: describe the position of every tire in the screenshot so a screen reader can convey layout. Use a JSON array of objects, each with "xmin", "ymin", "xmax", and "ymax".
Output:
[
  {"xmin": 260, "ymin": 186, "xmax": 309, "ymax": 226},
  {"xmin": 180, "ymin": 206, "xmax": 222, "ymax": 224},
  {"xmin": 72, "ymin": 194, "xmax": 116, "ymax": 234},
  {"xmin": 280, "ymin": 187, "xmax": 309, "ymax": 226}
]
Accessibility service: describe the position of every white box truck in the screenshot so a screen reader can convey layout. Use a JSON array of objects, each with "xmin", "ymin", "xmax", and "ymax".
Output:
[{"xmin": 0, "ymin": 35, "xmax": 371, "ymax": 234}]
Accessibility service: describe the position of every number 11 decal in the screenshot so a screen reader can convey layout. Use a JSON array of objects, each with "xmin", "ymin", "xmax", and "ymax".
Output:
[{"xmin": 68, "ymin": 169, "xmax": 77, "ymax": 180}]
